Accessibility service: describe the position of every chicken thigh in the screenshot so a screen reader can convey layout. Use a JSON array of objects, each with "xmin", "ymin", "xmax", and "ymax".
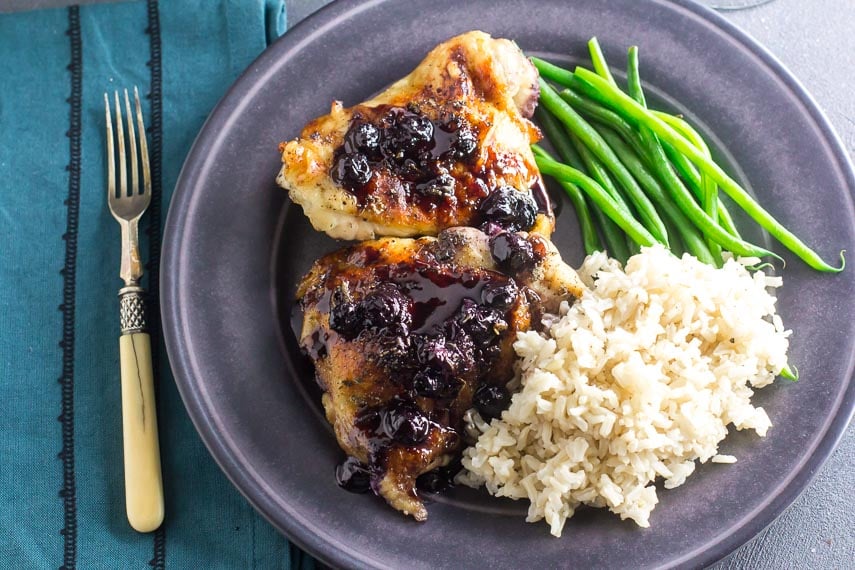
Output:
[
  {"xmin": 295, "ymin": 227, "xmax": 584, "ymax": 520},
  {"xmin": 277, "ymin": 31, "xmax": 550, "ymax": 240}
]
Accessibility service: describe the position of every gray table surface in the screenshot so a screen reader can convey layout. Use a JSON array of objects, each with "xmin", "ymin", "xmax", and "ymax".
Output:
[{"xmin": 4, "ymin": 0, "xmax": 850, "ymax": 567}]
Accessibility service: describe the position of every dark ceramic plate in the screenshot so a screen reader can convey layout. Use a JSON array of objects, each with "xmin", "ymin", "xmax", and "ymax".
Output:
[{"xmin": 161, "ymin": 0, "xmax": 855, "ymax": 567}]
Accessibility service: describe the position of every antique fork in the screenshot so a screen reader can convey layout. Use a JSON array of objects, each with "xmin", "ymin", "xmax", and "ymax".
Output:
[{"xmin": 105, "ymin": 87, "xmax": 164, "ymax": 533}]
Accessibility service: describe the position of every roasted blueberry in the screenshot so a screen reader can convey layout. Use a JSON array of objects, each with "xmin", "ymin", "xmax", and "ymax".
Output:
[
  {"xmin": 416, "ymin": 335, "xmax": 463, "ymax": 376},
  {"xmin": 457, "ymin": 299, "xmax": 507, "ymax": 347},
  {"xmin": 381, "ymin": 108, "xmax": 434, "ymax": 156},
  {"xmin": 376, "ymin": 332, "xmax": 414, "ymax": 371},
  {"xmin": 444, "ymin": 323, "xmax": 477, "ymax": 373},
  {"xmin": 335, "ymin": 457, "xmax": 372, "ymax": 493},
  {"xmin": 479, "ymin": 186, "xmax": 538, "ymax": 232},
  {"xmin": 332, "ymin": 152, "xmax": 372, "ymax": 186},
  {"xmin": 329, "ymin": 298, "xmax": 362, "ymax": 340},
  {"xmin": 473, "ymin": 384, "xmax": 511, "ymax": 420},
  {"xmin": 412, "ymin": 369, "xmax": 442, "ymax": 397},
  {"xmin": 413, "ymin": 368, "xmax": 462, "ymax": 399},
  {"xmin": 452, "ymin": 126, "xmax": 478, "ymax": 160},
  {"xmin": 392, "ymin": 157, "xmax": 424, "ymax": 182},
  {"xmin": 481, "ymin": 281, "xmax": 519, "ymax": 311},
  {"xmin": 479, "ymin": 221, "xmax": 506, "ymax": 236},
  {"xmin": 479, "ymin": 343, "xmax": 501, "ymax": 363},
  {"xmin": 395, "ymin": 111, "xmax": 434, "ymax": 151},
  {"xmin": 380, "ymin": 398, "xmax": 431, "ymax": 445},
  {"xmin": 359, "ymin": 284, "xmax": 412, "ymax": 332},
  {"xmin": 444, "ymin": 317, "xmax": 471, "ymax": 344},
  {"xmin": 489, "ymin": 232, "xmax": 538, "ymax": 275},
  {"xmin": 354, "ymin": 405, "xmax": 381, "ymax": 433},
  {"xmin": 345, "ymin": 122, "xmax": 381, "ymax": 157}
]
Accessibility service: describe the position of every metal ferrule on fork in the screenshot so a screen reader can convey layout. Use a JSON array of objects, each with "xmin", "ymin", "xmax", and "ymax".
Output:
[{"xmin": 119, "ymin": 286, "xmax": 147, "ymax": 335}]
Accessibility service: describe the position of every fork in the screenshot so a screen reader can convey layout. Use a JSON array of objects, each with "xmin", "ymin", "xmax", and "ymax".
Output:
[{"xmin": 105, "ymin": 87, "xmax": 164, "ymax": 533}]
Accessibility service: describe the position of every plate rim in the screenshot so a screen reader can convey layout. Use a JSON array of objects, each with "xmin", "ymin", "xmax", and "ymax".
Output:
[{"xmin": 161, "ymin": 0, "xmax": 855, "ymax": 567}]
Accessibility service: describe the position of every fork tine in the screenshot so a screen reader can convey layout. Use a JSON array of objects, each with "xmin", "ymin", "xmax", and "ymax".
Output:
[
  {"xmin": 105, "ymin": 93, "xmax": 115, "ymax": 201},
  {"xmin": 124, "ymin": 89, "xmax": 139, "ymax": 196},
  {"xmin": 114, "ymin": 91, "xmax": 127, "ymax": 198},
  {"xmin": 134, "ymin": 87, "xmax": 151, "ymax": 196}
]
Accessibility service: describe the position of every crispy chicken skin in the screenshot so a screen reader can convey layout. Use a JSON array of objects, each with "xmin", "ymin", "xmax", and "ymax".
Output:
[
  {"xmin": 296, "ymin": 227, "xmax": 584, "ymax": 520},
  {"xmin": 277, "ymin": 31, "xmax": 549, "ymax": 240}
]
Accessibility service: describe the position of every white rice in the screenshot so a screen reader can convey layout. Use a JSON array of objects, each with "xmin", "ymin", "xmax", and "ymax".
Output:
[{"xmin": 458, "ymin": 245, "xmax": 790, "ymax": 537}]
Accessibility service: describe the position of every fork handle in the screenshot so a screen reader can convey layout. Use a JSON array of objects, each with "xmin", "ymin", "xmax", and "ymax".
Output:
[{"xmin": 119, "ymin": 289, "xmax": 164, "ymax": 532}]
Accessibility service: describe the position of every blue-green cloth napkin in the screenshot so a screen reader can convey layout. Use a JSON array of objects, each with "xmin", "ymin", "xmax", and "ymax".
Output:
[{"xmin": 0, "ymin": 2, "xmax": 316, "ymax": 568}]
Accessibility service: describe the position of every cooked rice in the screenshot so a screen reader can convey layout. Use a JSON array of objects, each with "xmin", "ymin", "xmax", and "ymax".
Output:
[{"xmin": 458, "ymin": 245, "xmax": 790, "ymax": 537}]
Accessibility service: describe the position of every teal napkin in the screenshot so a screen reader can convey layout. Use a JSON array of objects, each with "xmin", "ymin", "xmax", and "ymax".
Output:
[{"xmin": 0, "ymin": 2, "xmax": 315, "ymax": 568}]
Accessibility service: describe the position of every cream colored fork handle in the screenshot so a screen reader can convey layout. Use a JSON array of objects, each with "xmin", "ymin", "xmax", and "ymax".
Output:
[{"xmin": 119, "ymin": 332, "xmax": 164, "ymax": 532}]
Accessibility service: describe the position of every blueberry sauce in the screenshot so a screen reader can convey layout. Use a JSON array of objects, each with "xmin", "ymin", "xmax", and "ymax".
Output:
[{"xmin": 330, "ymin": 105, "xmax": 540, "ymax": 232}]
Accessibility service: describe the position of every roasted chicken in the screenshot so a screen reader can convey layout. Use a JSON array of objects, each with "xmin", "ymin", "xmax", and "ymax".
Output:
[
  {"xmin": 296, "ymin": 226, "xmax": 584, "ymax": 520},
  {"xmin": 277, "ymin": 31, "xmax": 550, "ymax": 240}
]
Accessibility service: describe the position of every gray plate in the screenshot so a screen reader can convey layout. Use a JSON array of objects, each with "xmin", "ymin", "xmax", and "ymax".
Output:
[{"xmin": 161, "ymin": 0, "xmax": 855, "ymax": 567}]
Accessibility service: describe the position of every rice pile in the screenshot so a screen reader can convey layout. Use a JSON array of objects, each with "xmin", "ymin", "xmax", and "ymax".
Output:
[{"xmin": 459, "ymin": 245, "xmax": 790, "ymax": 537}]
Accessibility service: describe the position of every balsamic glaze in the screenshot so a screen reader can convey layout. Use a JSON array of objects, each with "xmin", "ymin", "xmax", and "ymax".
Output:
[
  {"xmin": 329, "ymin": 105, "xmax": 542, "ymax": 232},
  {"xmin": 531, "ymin": 178, "xmax": 553, "ymax": 216},
  {"xmin": 416, "ymin": 458, "xmax": 464, "ymax": 494},
  {"xmin": 304, "ymin": 259, "xmax": 525, "ymax": 495},
  {"xmin": 331, "ymin": 106, "xmax": 480, "ymax": 212},
  {"xmin": 397, "ymin": 267, "xmax": 489, "ymax": 334},
  {"xmin": 335, "ymin": 456, "xmax": 372, "ymax": 493}
]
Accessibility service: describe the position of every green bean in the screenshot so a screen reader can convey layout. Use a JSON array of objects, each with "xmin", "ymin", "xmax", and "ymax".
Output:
[
  {"xmin": 533, "ymin": 110, "xmax": 602, "ymax": 254},
  {"xmin": 780, "ymin": 363, "xmax": 799, "ymax": 382},
  {"xmin": 588, "ymin": 38, "xmax": 668, "ymax": 263},
  {"xmin": 661, "ymin": 213, "xmax": 686, "ymax": 258},
  {"xmin": 655, "ymin": 116, "xmax": 742, "ymax": 240},
  {"xmin": 595, "ymin": 125, "xmax": 716, "ymax": 265},
  {"xmin": 653, "ymin": 111, "xmax": 709, "ymax": 155},
  {"xmin": 559, "ymin": 89, "xmax": 634, "ymax": 138},
  {"xmin": 535, "ymin": 107, "xmax": 580, "ymax": 166},
  {"xmin": 539, "ymin": 79, "xmax": 669, "ymax": 245},
  {"xmin": 696, "ymin": 159, "xmax": 722, "ymax": 258},
  {"xmin": 567, "ymin": 130, "xmax": 642, "ymax": 260},
  {"xmin": 532, "ymin": 149, "xmax": 659, "ymax": 248},
  {"xmin": 617, "ymin": 60, "xmax": 773, "ymax": 259},
  {"xmin": 561, "ymin": 87, "xmax": 741, "ymax": 236},
  {"xmin": 624, "ymin": 120, "xmax": 774, "ymax": 256},
  {"xmin": 715, "ymin": 198, "xmax": 742, "ymax": 240},
  {"xmin": 593, "ymin": 207, "xmax": 631, "ymax": 262},
  {"xmin": 571, "ymin": 67, "xmax": 844, "ymax": 272},
  {"xmin": 652, "ymin": 116, "xmax": 723, "ymax": 232},
  {"xmin": 530, "ymin": 56, "xmax": 575, "ymax": 88},
  {"xmin": 559, "ymin": 80, "xmax": 660, "ymax": 262},
  {"xmin": 568, "ymin": 131, "xmax": 626, "ymax": 206},
  {"xmin": 559, "ymin": 88, "xmax": 652, "ymax": 161},
  {"xmin": 588, "ymin": 37, "xmax": 617, "ymax": 86},
  {"xmin": 651, "ymin": 138, "xmax": 771, "ymax": 257},
  {"xmin": 553, "ymin": 65, "xmax": 739, "ymax": 252},
  {"xmin": 658, "ymin": 139, "xmax": 743, "ymax": 238},
  {"xmin": 656, "ymin": 139, "xmax": 743, "ymax": 238},
  {"xmin": 530, "ymin": 131, "xmax": 627, "ymax": 261},
  {"xmin": 567, "ymin": 131, "xmax": 634, "ymax": 260},
  {"xmin": 626, "ymin": 46, "xmax": 722, "ymax": 266},
  {"xmin": 625, "ymin": 234, "xmax": 641, "ymax": 257}
]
